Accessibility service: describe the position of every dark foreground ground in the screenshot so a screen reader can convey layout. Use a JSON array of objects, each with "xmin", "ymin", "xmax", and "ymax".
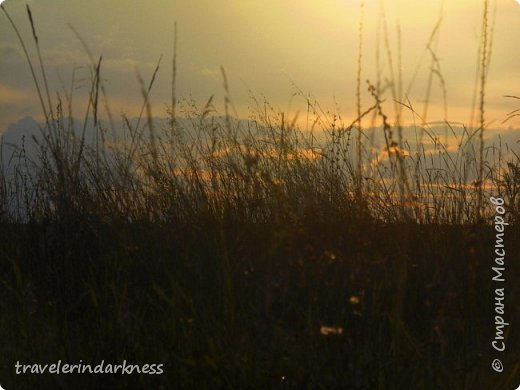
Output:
[{"xmin": 1, "ymin": 210, "xmax": 519, "ymax": 389}]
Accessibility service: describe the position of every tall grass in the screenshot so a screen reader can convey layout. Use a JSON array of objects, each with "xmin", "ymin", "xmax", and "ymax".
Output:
[{"xmin": 0, "ymin": 3, "xmax": 519, "ymax": 389}]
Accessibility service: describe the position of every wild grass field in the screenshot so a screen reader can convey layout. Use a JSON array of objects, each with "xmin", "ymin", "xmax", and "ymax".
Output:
[{"xmin": 1, "ymin": 2, "xmax": 520, "ymax": 389}]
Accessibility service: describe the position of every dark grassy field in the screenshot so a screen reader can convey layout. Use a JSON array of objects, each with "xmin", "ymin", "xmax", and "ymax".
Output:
[
  {"xmin": 1, "ymin": 203, "xmax": 519, "ymax": 389},
  {"xmin": 1, "ymin": 3, "xmax": 520, "ymax": 389}
]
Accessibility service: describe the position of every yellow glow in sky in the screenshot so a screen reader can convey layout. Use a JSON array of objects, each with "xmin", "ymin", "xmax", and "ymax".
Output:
[{"xmin": 0, "ymin": 0, "xmax": 519, "ymax": 132}]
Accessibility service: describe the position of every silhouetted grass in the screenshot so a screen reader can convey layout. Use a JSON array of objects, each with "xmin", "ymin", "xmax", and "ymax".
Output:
[{"xmin": 1, "ymin": 3, "xmax": 519, "ymax": 389}]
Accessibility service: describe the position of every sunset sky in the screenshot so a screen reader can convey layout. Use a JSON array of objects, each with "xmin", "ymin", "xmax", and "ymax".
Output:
[{"xmin": 1, "ymin": 0, "xmax": 520, "ymax": 134}]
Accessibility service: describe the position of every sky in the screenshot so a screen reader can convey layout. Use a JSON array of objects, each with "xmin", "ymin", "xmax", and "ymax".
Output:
[{"xmin": 1, "ymin": 0, "xmax": 520, "ymax": 135}]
